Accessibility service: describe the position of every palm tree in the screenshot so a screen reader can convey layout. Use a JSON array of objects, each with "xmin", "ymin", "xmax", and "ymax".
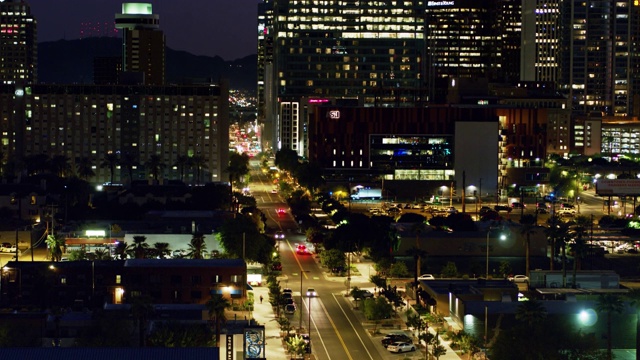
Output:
[
  {"xmin": 515, "ymin": 299, "xmax": 547, "ymax": 326},
  {"xmin": 625, "ymin": 288, "xmax": 640, "ymax": 359},
  {"xmin": 518, "ymin": 214, "xmax": 536, "ymax": 278},
  {"xmin": 226, "ymin": 152, "xmax": 250, "ymax": 190},
  {"xmin": 119, "ymin": 152, "xmax": 137, "ymax": 183},
  {"xmin": 24, "ymin": 153, "xmax": 49, "ymax": 175},
  {"xmin": 100, "ymin": 152, "xmax": 118, "ymax": 184},
  {"xmin": 187, "ymin": 233, "xmax": 207, "ymax": 259},
  {"xmin": 405, "ymin": 246, "xmax": 428, "ymax": 287},
  {"xmin": 144, "ymin": 154, "xmax": 166, "ymax": 182},
  {"xmin": 544, "ymin": 216, "xmax": 569, "ymax": 272},
  {"xmin": 74, "ymin": 156, "xmax": 95, "ymax": 180},
  {"xmin": 93, "ymin": 248, "xmax": 111, "ymax": 260},
  {"xmin": 569, "ymin": 215, "xmax": 591, "ymax": 287},
  {"xmin": 153, "ymin": 242, "xmax": 171, "ymax": 259},
  {"xmin": 114, "ymin": 241, "xmax": 128, "ymax": 260},
  {"xmin": 131, "ymin": 236, "xmax": 149, "ymax": 259},
  {"xmin": 206, "ymin": 293, "xmax": 231, "ymax": 346},
  {"xmin": 49, "ymin": 155, "xmax": 72, "ymax": 178},
  {"xmin": 596, "ymin": 294, "xmax": 625, "ymax": 360},
  {"xmin": 174, "ymin": 155, "xmax": 191, "ymax": 182},
  {"xmin": 410, "ymin": 221, "xmax": 429, "ymax": 286},
  {"xmin": 130, "ymin": 295, "xmax": 154, "ymax": 347},
  {"xmin": 45, "ymin": 234, "xmax": 65, "ymax": 262},
  {"xmin": 190, "ymin": 154, "xmax": 208, "ymax": 184}
]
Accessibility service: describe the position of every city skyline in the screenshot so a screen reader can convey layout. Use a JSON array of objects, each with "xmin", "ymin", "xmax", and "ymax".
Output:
[{"xmin": 27, "ymin": 0, "xmax": 259, "ymax": 61}]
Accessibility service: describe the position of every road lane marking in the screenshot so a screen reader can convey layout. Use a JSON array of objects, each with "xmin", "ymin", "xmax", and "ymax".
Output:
[
  {"xmin": 303, "ymin": 297, "xmax": 332, "ymax": 360},
  {"xmin": 317, "ymin": 295, "xmax": 353, "ymax": 360},
  {"xmin": 332, "ymin": 293, "xmax": 375, "ymax": 360},
  {"xmin": 286, "ymin": 240, "xmax": 309, "ymax": 279}
]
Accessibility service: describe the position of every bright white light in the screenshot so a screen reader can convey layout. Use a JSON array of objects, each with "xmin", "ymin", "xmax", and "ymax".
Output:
[{"xmin": 578, "ymin": 309, "xmax": 597, "ymax": 326}]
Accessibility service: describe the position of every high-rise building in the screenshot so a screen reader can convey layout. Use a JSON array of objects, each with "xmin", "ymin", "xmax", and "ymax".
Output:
[
  {"xmin": 0, "ymin": 0, "xmax": 37, "ymax": 85},
  {"xmin": 257, "ymin": 0, "xmax": 275, "ymax": 152},
  {"xmin": 520, "ymin": 0, "xmax": 560, "ymax": 83},
  {"xmin": 260, "ymin": 0, "xmax": 427, "ymax": 154},
  {"xmin": 115, "ymin": 2, "xmax": 165, "ymax": 86},
  {"xmin": 271, "ymin": 0, "xmax": 425, "ymax": 102},
  {"xmin": 425, "ymin": 1, "xmax": 502, "ymax": 102},
  {"xmin": 559, "ymin": 1, "xmax": 640, "ymax": 117}
]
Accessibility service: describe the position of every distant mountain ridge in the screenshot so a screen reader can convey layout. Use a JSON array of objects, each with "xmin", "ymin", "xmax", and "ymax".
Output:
[{"xmin": 37, "ymin": 37, "xmax": 257, "ymax": 91}]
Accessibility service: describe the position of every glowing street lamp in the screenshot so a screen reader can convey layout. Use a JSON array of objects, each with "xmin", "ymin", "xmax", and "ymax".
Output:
[{"xmin": 486, "ymin": 228, "xmax": 507, "ymax": 278}]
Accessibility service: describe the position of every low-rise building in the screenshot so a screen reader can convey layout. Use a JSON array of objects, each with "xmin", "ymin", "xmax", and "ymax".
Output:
[{"xmin": 0, "ymin": 258, "xmax": 247, "ymax": 309}]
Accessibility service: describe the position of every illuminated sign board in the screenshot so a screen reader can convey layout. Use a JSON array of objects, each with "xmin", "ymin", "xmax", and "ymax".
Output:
[
  {"xmin": 596, "ymin": 179, "xmax": 640, "ymax": 195},
  {"xmin": 428, "ymin": 1, "xmax": 454, "ymax": 6},
  {"xmin": 85, "ymin": 230, "xmax": 106, "ymax": 237},
  {"xmin": 329, "ymin": 110, "xmax": 340, "ymax": 119},
  {"xmin": 122, "ymin": 3, "xmax": 152, "ymax": 15},
  {"xmin": 308, "ymin": 99, "xmax": 330, "ymax": 104}
]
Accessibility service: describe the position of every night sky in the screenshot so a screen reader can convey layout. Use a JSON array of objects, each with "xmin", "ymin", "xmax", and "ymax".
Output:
[{"xmin": 28, "ymin": 0, "xmax": 259, "ymax": 61}]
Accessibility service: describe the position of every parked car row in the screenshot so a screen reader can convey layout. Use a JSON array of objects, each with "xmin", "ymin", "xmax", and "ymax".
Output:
[
  {"xmin": 381, "ymin": 333, "xmax": 416, "ymax": 353},
  {"xmin": 0, "ymin": 243, "xmax": 17, "ymax": 253}
]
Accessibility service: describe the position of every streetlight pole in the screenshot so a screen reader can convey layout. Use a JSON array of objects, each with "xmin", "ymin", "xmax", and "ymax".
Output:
[
  {"xmin": 485, "ymin": 230, "xmax": 490, "ymax": 279},
  {"xmin": 299, "ymin": 270, "xmax": 309, "ymax": 331},
  {"xmin": 486, "ymin": 228, "xmax": 506, "ymax": 279},
  {"xmin": 307, "ymin": 295, "xmax": 312, "ymax": 359}
]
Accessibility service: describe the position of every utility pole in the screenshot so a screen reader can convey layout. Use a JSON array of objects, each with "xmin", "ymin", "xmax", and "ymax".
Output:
[
  {"xmin": 461, "ymin": 170, "xmax": 466, "ymax": 213},
  {"xmin": 520, "ymin": 188, "xmax": 524, "ymax": 217}
]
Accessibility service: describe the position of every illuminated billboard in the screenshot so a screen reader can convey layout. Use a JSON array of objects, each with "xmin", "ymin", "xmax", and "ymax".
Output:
[{"xmin": 595, "ymin": 179, "xmax": 640, "ymax": 196}]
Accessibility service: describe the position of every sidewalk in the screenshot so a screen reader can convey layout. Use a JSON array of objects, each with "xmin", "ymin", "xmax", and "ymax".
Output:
[
  {"xmin": 251, "ymin": 286, "xmax": 289, "ymax": 360},
  {"xmin": 348, "ymin": 260, "xmax": 463, "ymax": 359}
]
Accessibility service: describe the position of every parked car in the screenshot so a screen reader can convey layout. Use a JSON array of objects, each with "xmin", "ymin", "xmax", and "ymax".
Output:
[
  {"xmin": 381, "ymin": 334, "xmax": 412, "ymax": 348},
  {"xmin": 283, "ymin": 288, "xmax": 293, "ymax": 295},
  {"xmin": 508, "ymin": 275, "xmax": 529, "ymax": 283},
  {"xmin": 284, "ymin": 304, "xmax": 296, "ymax": 314},
  {"xmin": 284, "ymin": 298, "xmax": 295, "ymax": 306},
  {"xmin": 561, "ymin": 203, "xmax": 575, "ymax": 209},
  {"xmin": 353, "ymin": 289, "xmax": 374, "ymax": 300},
  {"xmin": 494, "ymin": 205, "xmax": 512, "ymax": 212},
  {"xmin": 1, "ymin": 244, "xmax": 16, "ymax": 253},
  {"xmin": 387, "ymin": 342, "xmax": 416, "ymax": 353},
  {"xmin": 1, "ymin": 243, "xmax": 12, "ymax": 252},
  {"xmin": 387, "ymin": 207, "xmax": 402, "ymax": 214},
  {"xmin": 479, "ymin": 206, "xmax": 492, "ymax": 215},
  {"xmin": 557, "ymin": 208, "xmax": 576, "ymax": 217},
  {"xmin": 300, "ymin": 333, "xmax": 311, "ymax": 353},
  {"xmin": 418, "ymin": 274, "xmax": 435, "ymax": 280},
  {"xmin": 271, "ymin": 262, "xmax": 282, "ymax": 271}
]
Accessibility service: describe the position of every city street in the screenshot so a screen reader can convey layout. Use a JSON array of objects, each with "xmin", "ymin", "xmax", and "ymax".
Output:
[{"xmin": 250, "ymin": 162, "xmax": 462, "ymax": 360}]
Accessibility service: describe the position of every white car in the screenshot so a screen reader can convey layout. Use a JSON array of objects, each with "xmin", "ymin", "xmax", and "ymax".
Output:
[
  {"xmin": 557, "ymin": 208, "xmax": 576, "ymax": 217},
  {"xmin": 1, "ymin": 244, "xmax": 16, "ymax": 253},
  {"xmin": 508, "ymin": 275, "xmax": 529, "ymax": 283},
  {"xmin": 306, "ymin": 288, "xmax": 317, "ymax": 297},
  {"xmin": 418, "ymin": 274, "xmax": 435, "ymax": 280},
  {"xmin": 387, "ymin": 342, "xmax": 415, "ymax": 353}
]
